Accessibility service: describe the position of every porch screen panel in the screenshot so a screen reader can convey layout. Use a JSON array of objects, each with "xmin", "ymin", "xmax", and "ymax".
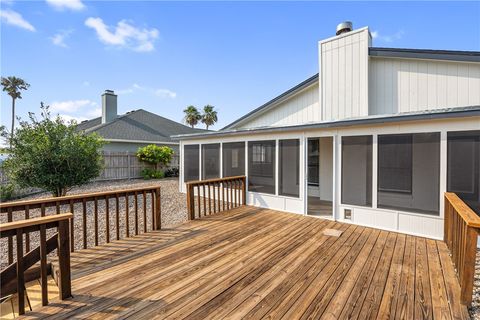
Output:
[
  {"xmin": 248, "ymin": 140, "xmax": 276, "ymax": 194},
  {"xmin": 341, "ymin": 136, "xmax": 372, "ymax": 206},
  {"xmin": 447, "ymin": 130, "xmax": 480, "ymax": 214},
  {"xmin": 279, "ymin": 139, "xmax": 300, "ymax": 197},
  {"xmin": 202, "ymin": 143, "xmax": 220, "ymax": 180},
  {"xmin": 223, "ymin": 142, "xmax": 245, "ymax": 177},
  {"xmin": 184, "ymin": 144, "xmax": 199, "ymax": 182},
  {"xmin": 377, "ymin": 132, "xmax": 440, "ymax": 215}
]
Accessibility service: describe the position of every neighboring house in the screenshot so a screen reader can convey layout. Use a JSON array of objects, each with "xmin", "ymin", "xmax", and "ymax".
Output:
[
  {"xmin": 77, "ymin": 90, "xmax": 206, "ymax": 154},
  {"xmin": 174, "ymin": 22, "xmax": 480, "ymax": 240}
]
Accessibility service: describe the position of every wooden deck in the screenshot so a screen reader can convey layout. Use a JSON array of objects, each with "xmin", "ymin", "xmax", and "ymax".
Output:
[{"xmin": 21, "ymin": 206, "xmax": 469, "ymax": 319}]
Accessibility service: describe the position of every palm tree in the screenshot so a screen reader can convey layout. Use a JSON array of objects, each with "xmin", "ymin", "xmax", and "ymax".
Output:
[
  {"xmin": 1, "ymin": 76, "xmax": 30, "ymax": 147},
  {"xmin": 183, "ymin": 105, "xmax": 201, "ymax": 128},
  {"xmin": 201, "ymin": 105, "xmax": 218, "ymax": 130}
]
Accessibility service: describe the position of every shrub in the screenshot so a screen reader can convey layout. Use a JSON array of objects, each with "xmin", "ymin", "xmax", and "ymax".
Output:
[
  {"xmin": 164, "ymin": 167, "xmax": 179, "ymax": 178},
  {"xmin": 0, "ymin": 183, "xmax": 15, "ymax": 201},
  {"xmin": 141, "ymin": 168, "xmax": 164, "ymax": 180},
  {"xmin": 136, "ymin": 145, "xmax": 174, "ymax": 170},
  {"xmin": 1, "ymin": 104, "xmax": 105, "ymax": 197}
]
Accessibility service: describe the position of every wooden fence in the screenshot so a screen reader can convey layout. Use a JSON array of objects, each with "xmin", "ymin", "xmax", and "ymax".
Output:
[
  {"xmin": 444, "ymin": 192, "xmax": 480, "ymax": 305},
  {"xmin": 186, "ymin": 176, "xmax": 246, "ymax": 220}
]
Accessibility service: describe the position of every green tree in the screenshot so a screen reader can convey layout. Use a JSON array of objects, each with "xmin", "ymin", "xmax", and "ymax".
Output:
[
  {"xmin": 136, "ymin": 144, "xmax": 174, "ymax": 171},
  {"xmin": 1, "ymin": 76, "xmax": 30, "ymax": 148},
  {"xmin": 1, "ymin": 103, "xmax": 105, "ymax": 197},
  {"xmin": 183, "ymin": 105, "xmax": 201, "ymax": 128},
  {"xmin": 201, "ymin": 104, "xmax": 218, "ymax": 130}
]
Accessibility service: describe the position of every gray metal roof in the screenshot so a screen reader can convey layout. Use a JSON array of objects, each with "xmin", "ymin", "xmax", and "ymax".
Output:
[
  {"xmin": 77, "ymin": 109, "xmax": 207, "ymax": 143},
  {"xmin": 369, "ymin": 47, "xmax": 480, "ymax": 62},
  {"xmin": 173, "ymin": 106, "xmax": 480, "ymax": 141}
]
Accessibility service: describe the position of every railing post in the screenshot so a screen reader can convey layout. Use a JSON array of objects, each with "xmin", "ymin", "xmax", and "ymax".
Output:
[
  {"xmin": 242, "ymin": 177, "xmax": 246, "ymax": 205},
  {"xmin": 57, "ymin": 219, "xmax": 72, "ymax": 300},
  {"xmin": 16, "ymin": 228, "xmax": 25, "ymax": 315},
  {"xmin": 461, "ymin": 226, "xmax": 478, "ymax": 305},
  {"xmin": 187, "ymin": 183, "xmax": 194, "ymax": 220},
  {"xmin": 154, "ymin": 187, "xmax": 161, "ymax": 230}
]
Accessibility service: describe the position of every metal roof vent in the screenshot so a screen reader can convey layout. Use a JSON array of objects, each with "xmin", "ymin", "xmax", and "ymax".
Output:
[{"xmin": 336, "ymin": 21, "xmax": 353, "ymax": 35}]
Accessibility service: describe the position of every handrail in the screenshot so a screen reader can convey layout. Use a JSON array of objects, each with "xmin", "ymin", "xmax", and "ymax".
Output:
[
  {"xmin": 187, "ymin": 176, "xmax": 246, "ymax": 220},
  {"xmin": 0, "ymin": 185, "xmax": 161, "ymax": 212},
  {"xmin": 444, "ymin": 192, "xmax": 480, "ymax": 305},
  {"xmin": 0, "ymin": 214, "xmax": 72, "ymax": 315},
  {"xmin": 0, "ymin": 213, "xmax": 73, "ymax": 233}
]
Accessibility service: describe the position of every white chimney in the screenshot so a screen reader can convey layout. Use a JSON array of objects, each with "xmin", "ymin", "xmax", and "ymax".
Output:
[{"xmin": 101, "ymin": 90, "xmax": 117, "ymax": 124}]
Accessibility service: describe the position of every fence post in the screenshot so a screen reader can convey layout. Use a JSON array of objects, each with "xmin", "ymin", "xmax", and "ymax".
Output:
[
  {"xmin": 154, "ymin": 187, "xmax": 161, "ymax": 230},
  {"xmin": 57, "ymin": 219, "xmax": 72, "ymax": 300},
  {"xmin": 461, "ymin": 226, "xmax": 478, "ymax": 304},
  {"xmin": 127, "ymin": 153, "xmax": 131, "ymax": 180}
]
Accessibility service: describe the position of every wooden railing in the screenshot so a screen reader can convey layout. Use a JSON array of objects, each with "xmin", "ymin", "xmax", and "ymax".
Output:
[
  {"xmin": 187, "ymin": 176, "xmax": 246, "ymax": 220},
  {"xmin": 0, "ymin": 186, "xmax": 161, "ymax": 265},
  {"xmin": 444, "ymin": 192, "xmax": 480, "ymax": 305},
  {"xmin": 0, "ymin": 213, "xmax": 72, "ymax": 315}
]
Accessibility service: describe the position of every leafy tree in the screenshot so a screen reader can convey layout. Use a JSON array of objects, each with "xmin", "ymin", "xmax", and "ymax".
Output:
[
  {"xmin": 183, "ymin": 105, "xmax": 201, "ymax": 128},
  {"xmin": 136, "ymin": 144, "xmax": 174, "ymax": 170},
  {"xmin": 201, "ymin": 104, "xmax": 218, "ymax": 130},
  {"xmin": 1, "ymin": 103, "xmax": 105, "ymax": 197},
  {"xmin": 1, "ymin": 76, "xmax": 30, "ymax": 147}
]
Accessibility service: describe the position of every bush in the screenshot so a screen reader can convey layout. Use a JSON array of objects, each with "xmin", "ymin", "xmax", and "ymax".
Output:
[
  {"xmin": 1, "ymin": 104, "xmax": 105, "ymax": 197},
  {"xmin": 0, "ymin": 183, "xmax": 15, "ymax": 201},
  {"xmin": 164, "ymin": 167, "xmax": 179, "ymax": 177},
  {"xmin": 141, "ymin": 168, "xmax": 164, "ymax": 180},
  {"xmin": 136, "ymin": 145, "xmax": 174, "ymax": 170}
]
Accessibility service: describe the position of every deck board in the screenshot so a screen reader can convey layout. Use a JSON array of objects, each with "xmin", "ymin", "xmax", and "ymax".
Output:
[{"xmin": 19, "ymin": 206, "xmax": 469, "ymax": 319}]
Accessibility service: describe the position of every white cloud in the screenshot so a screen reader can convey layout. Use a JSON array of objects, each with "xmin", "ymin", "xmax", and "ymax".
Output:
[
  {"xmin": 58, "ymin": 114, "xmax": 88, "ymax": 123},
  {"xmin": 50, "ymin": 99, "xmax": 97, "ymax": 113},
  {"xmin": 155, "ymin": 89, "xmax": 177, "ymax": 99},
  {"xmin": 46, "ymin": 0, "xmax": 85, "ymax": 11},
  {"xmin": 87, "ymin": 107, "xmax": 101, "ymax": 117},
  {"xmin": 85, "ymin": 17, "xmax": 159, "ymax": 52},
  {"xmin": 0, "ymin": 9, "xmax": 35, "ymax": 32},
  {"xmin": 371, "ymin": 30, "xmax": 404, "ymax": 43},
  {"xmin": 116, "ymin": 84, "xmax": 176, "ymax": 99},
  {"xmin": 50, "ymin": 29, "xmax": 73, "ymax": 47}
]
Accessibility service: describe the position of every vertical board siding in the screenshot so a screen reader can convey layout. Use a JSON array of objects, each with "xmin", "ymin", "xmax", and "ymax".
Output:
[
  {"xmin": 369, "ymin": 57, "xmax": 480, "ymax": 115},
  {"xmin": 320, "ymin": 28, "xmax": 370, "ymax": 121},
  {"xmin": 238, "ymin": 84, "xmax": 320, "ymax": 129}
]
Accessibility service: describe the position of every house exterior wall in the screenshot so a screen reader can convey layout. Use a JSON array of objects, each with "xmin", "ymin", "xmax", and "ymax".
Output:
[
  {"xmin": 179, "ymin": 115, "xmax": 480, "ymax": 240},
  {"xmin": 236, "ymin": 84, "xmax": 320, "ymax": 129},
  {"xmin": 102, "ymin": 141, "xmax": 179, "ymax": 154},
  {"xmin": 369, "ymin": 57, "xmax": 480, "ymax": 115}
]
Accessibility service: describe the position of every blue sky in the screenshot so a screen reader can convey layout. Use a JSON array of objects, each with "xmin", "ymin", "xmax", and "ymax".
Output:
[{"xmin": 1, "ymin": 1, "xmax": 479, "ymax": 131}]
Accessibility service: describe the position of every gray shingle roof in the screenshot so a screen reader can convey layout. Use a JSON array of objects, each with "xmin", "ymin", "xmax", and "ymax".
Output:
[{"xmin": 76, "ymin": 109, "xmax": 207, "ymax": 143}]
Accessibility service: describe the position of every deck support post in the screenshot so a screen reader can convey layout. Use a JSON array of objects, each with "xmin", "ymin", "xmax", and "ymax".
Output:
[{"xmin": 57, "ymin": 219, "xmax": 72, "ymax": 300}]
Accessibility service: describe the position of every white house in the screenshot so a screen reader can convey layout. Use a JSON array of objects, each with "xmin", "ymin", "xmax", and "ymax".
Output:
[{"xmin": 174, "ymin": 22, "xmax": 480, "ymax": 239}]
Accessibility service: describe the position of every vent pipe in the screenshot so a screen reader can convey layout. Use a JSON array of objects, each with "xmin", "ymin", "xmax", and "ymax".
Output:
[{"xmin": 336, "ymin": 21, "xmax": 353, "ymax": 36}]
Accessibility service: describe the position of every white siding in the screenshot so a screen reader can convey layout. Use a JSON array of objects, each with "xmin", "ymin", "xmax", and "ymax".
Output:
[
  {"xmin": 237, "ymin": 84, "xmax": 320, "ymax": 129},
  {"xmin": 320, "ymin": 27, "xmax": 370, "ymax": 121},
  {"xmin": 369, "ymin": 57, "xmax": 480, "ymax": 115}
]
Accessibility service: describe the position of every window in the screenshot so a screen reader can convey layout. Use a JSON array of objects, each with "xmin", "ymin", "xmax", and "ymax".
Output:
[
  {"xmin": 279, "ymin": 139, "xmax": 300, "ymax": 197},
  {"xmin": 378, "ymin": 132, "xmax": 440, "ymax": 215},
  {"xmin": 378, "ymin": 135, "xmax": 412, "ymax": 193},
  {"xmin": 223, "ymin": 142, "xmax": 245, "ymax": 177},
  {"xmin": 201, "ymin": 143, "xmax": 220, "ymax": 180},
  {"xmin": 341, "ymin": 136, "xmax": 372, "ymax": 206},
  {"xmin": 248, "ymin": 140, "xmax": 276, "ymax": 194},
  {"xmin": 308, "ymin": 139, "xmax": 319, "ymax": 186},
  {"xmin": 448, "ymin": 131, "xmax": 480, "ymax": 215},
  {"xmin": 184, "ymin": 144, "xmax": 199, "ymax": 182}
]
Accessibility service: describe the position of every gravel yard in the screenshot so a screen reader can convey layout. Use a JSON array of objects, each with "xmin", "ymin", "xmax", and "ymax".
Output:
[
  {"xmin": 1, "ymin": 178, "xmax": 188, "ymax": 268},
  {"xmin": 470, "ymin": 251, "xmax": 480, "ymax": 319}
]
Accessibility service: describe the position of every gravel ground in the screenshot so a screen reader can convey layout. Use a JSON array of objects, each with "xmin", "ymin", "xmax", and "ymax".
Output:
[
  {"xmin": 1, "ymin": 178, "xmax": 188, "ymax": 268},
  {"xmin": 470, "ymin": 250, "xmax": 480, "ymax": 319}
]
